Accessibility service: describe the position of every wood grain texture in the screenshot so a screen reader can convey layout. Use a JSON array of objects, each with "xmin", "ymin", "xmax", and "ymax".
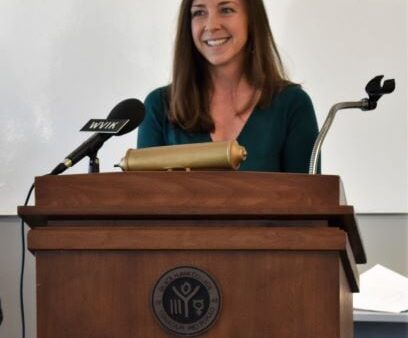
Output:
[
  {"xmin": 19, "ymin": 172, "xmax": 361, "ymax": 337},
  {"xmin": 340, "ymin": 263, "xmax": 353, "ymax": 338},
  {"xmin": 28, "ymin": 226, "xmax": 347, "ymax": 251},
  {"xmin": 18, "ymin": 171, "xmax": 366, "ymax": 263},
  {"xmin": 33, "ymin": 172, "xmax": 343, "ymax": 209},
  {"xmin": 36, "ymin": 250, "xmax": 350, "ymax": 338},
  {"xmin": 27, "ymin": 225, "xmax": 359, "ymax": 292}
]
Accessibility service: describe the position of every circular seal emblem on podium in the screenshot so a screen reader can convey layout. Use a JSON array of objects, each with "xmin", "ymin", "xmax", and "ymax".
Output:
[{"xmin": 152, "ymin": 266, "xmax": 222, "ymax": 336}]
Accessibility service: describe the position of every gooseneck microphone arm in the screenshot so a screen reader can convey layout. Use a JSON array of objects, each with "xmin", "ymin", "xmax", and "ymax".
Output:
[
  {"xmin": 308, "ymin": 100, "xmax": 368, "ymax": 175},
  {"xmin": 308, "ymin": 75, "xmax": 396, "ymax": 175}
]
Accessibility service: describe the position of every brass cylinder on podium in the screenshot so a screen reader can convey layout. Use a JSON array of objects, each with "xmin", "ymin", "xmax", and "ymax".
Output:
[{"xmin": 117, "ymin": 140, "xmax": 247, "ymax": 171}]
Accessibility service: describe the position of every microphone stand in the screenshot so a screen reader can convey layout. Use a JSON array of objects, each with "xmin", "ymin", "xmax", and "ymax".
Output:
[
  {"xmin": 308, "ymin": 75, "xmax": 395, "ymax": 174},
  {"xmin": 88, "ymin": 152, "xmax": 100, "ymax": 173}
]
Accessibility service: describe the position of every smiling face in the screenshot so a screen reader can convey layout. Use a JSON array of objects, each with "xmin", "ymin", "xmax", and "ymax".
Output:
[{"xmin": 191, "ymin": 0, "xmax": 248, "ymax": 71}]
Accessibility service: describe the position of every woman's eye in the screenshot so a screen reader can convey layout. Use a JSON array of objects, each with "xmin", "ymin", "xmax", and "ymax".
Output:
[
  {"xmin": 191, "ymin": 9, "xmax": 205, "ymax": 18},
  {"xmin": 220, "ymin": 7, "xmax": 234, "ymax": 14}
]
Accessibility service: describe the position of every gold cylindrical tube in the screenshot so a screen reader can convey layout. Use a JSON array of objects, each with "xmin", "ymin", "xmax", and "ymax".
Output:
[{"xmin": 117, "ymin": 140, "xmax": 247, "ymax": 171}]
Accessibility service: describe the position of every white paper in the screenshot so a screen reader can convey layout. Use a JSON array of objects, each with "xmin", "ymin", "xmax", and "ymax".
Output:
[{"xmin": 353, "ymin": 264, "xmax": 408, "ymax": 313}]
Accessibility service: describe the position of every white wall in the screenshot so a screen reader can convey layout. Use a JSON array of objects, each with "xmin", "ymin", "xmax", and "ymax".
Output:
[{"xmin": 0, "ymin": 0, "xmax": 407, "ymax": 214}]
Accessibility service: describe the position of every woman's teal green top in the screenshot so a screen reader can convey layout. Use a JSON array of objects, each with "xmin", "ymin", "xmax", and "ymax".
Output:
[{"xmin": 137, "ymin": 85, "xmax": 319, "ymax": 173}]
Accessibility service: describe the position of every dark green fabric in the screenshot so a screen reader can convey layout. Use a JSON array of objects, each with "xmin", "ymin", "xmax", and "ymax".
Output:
[{"xmin": 137, "ymin": 85, "xmax": 319, "ymax": 173}]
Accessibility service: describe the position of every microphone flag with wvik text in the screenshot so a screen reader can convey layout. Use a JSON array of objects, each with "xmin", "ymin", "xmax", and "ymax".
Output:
[{"xmin": 50, "ymin": 98, "xmax": 145, "ymax": 175}]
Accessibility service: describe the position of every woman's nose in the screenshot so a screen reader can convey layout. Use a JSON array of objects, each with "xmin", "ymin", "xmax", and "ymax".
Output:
[{"xmin": 204, "ymin": 12, "xmax": 221, "ymax": 31}]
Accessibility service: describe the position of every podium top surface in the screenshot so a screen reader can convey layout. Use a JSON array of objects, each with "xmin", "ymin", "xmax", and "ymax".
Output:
[{"xmin": 18, "ymin": 171, "xmax": 366, "ymax": 263}]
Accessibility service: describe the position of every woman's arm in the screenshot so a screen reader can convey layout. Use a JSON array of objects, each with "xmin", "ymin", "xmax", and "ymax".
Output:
[
  {"xmin": 137, "ymin": 88, "xmax": 167, "ymax": 148},
  {"xmin": 281, "ymin": 87, "xmax": 320, "ymax": 173}
]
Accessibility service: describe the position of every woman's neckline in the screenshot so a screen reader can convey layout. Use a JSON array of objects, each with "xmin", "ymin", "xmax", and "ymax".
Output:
[{"xmin": 209, "ymin": 105, "xmax": 258, "ymax": 143}]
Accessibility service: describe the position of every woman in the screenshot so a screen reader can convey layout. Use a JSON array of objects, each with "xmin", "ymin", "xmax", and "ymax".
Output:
[{"xmin": 137, "ymin": 0, "xmax": 319, "ymax": 173}]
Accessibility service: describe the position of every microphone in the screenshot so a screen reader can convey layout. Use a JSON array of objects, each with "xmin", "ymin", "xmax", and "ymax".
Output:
[{"xmin": 50, "ymin": 98, "xmax": 145, "ymax": 175}]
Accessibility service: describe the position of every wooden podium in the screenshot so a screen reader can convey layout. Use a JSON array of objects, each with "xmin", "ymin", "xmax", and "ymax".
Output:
[{"xmin": 18, "ymin": 172, "xmax": 366, "ymax": 338}]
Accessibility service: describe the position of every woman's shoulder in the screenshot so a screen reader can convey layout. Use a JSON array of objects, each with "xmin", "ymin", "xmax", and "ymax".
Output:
[
  {"xmin": 137, "ymin": 85, "xmax": 171, "ymax": 148},
  {"xmin": 276, "ymin": 84, "xmax": 312, "ymax": 103},
  {"xmin": 144, "ymin": 85, "xmax": 170, "ymax": 108},
  {"xmin": 269, "ymin": 84, "xmax": 314, "ymax": 115}
]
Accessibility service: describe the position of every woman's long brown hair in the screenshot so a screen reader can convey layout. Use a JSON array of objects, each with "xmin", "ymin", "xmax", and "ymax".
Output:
[{"xmin": 170, "ymin": 0, "xmax": 291, "ymax": 133}]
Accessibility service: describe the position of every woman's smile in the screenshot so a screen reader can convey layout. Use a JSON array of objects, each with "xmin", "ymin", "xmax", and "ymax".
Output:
[{"xmin": 203, "ymin": 37, "xmax": 231, "ymax": 47}]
